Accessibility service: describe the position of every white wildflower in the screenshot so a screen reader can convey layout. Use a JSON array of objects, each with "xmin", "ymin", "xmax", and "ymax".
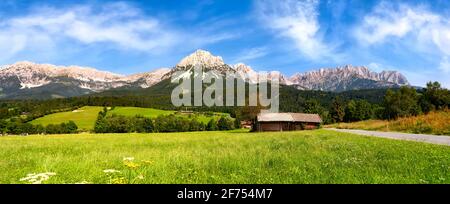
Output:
[
  {"xmin": 75, "ymin": 180, "xmax": 91, "ymax": 184},
  {"xmin": 123, "ymin": 157, "xmax": 135, "ymax": 162},
  {"xmin": 20, "ymin": 172, "xmax": 56, "ymax": 184},
  {"xmin": 103, "ymin": 169, "xmax": 121, "ymax": 174}
]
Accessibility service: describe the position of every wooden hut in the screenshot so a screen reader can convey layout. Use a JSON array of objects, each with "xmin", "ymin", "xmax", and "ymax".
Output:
[{"xmin": 256, "ymin": 113, "xmax": 322, "ymax": 132}]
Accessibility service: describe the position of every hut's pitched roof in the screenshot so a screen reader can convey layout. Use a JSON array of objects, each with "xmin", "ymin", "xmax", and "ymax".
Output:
[{"xmin": 257, "ymin": 113, "xmax": 322, "ymax": 123}]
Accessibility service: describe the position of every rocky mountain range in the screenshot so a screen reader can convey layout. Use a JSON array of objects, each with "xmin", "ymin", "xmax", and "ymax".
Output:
[
  {"xmin": 289, "ymin": 65, "xmax": 409, "ymax": 91},
  {"xmin": 0, "ymin": 49, "xmax": 409, "ymax": 99}
]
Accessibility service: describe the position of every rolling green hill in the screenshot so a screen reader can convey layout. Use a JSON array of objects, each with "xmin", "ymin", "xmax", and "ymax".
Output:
[
  {"xmin": 30, "ymin": 106, "xmax": 231, "ymax": 131},
  {"xmin": 30, "ymin": 106, "xmax": 103, "ymax": 131},
  {"xmin": 108, "ymin": 107, "xmax": 230, "ymax": 124}
]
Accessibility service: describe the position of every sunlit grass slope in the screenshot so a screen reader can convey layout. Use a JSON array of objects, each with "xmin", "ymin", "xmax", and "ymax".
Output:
[
  {"xmin": 327, "ymin": 110, "xmax": 450, "ymax": 135},
  {"xmin": 30, "ymin": 106, "xmax": 231, "ymax": 131},
  {"xmin": 30, "ymin": 106, "xmax": 103, "ymax": 131}
]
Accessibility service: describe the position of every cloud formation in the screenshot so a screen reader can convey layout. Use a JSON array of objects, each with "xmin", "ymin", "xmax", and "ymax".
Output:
[
  {"xmin": 355, "ymin": 3, "xmax": 450, "ymax": 63},
  {"xmin": 355, "ymin": 3, "xmax": 440, "ymax": 44},
  {"xmin": 255, "ymin": 0, "xmax": 338, "ymax": 61},
  {"xmin": 0, "ymin": 3, "xmax": 176, "ymax": 53},
  {"xmin": 233, "ymin": 47, "xmax": 269, "ymax": 63},
  {"xmin": 440, "ymin": 57, "xmax": 450, "ymax": 73},
  {"xmin": 0, "ymin": 2, "xmax": 236, "ymax": 61},
  {"xmin": 354, "ymin": 1, "xmax": 450, "ymax": 87}
]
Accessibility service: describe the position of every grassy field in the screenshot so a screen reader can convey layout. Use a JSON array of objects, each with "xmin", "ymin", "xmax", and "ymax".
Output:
[
  {"xmin": 30, "ymin": 106, "xmax": 103, "ymax": 131},
  {"xmin": 30, "ymin": 106, "xmax": 229, "ymax": 131},
  {"xmin": 326, "ymin": 110, "xmax": 450, "ymax": 135},
  {"xmin": 108, "ymin": 107, "xmax": 229, "ymax": 123},
  {"xmin": 0, "ymin": 129, "xmax": 448, "ymax": 184}
]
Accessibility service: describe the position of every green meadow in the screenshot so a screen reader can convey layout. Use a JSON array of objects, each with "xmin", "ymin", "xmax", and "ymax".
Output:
[
  {"xmin": 108, "ymin": 107, "xmax": 229, "ymax": 123},
  {"xmin": 30, "ymin": 106, "xmax": 103, "ymax": 131},
  {"xmin": 0, "ymin": 129, "xmax": 448, "ymax": 184},
  {"xmin": 30, "ymin": 106, "xmax": 230, "ymax": 131}
]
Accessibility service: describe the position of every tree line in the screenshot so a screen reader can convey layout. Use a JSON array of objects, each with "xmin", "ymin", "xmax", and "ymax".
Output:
[
  {"xmin": 328, "ymin": 82, "xmax": 450, "ymax": 123},
  {"xmin": 0, "ymin": 120, "xmax": 78, "ymax": 135},
  {"xmin": 93, "ymin": 107, "xmax": 236, "ymax": 133}
]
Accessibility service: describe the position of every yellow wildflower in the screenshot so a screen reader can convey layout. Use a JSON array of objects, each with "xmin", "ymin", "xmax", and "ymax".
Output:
[
  {"xmin": 112, "ymin": 177, "xmax": 127, "ymax": 184},
  {"xmin": 124, "ymin": 161, "xmax": 140, "ymax": 169},
  {"xmin": 142, "ymin": 160, "xmax": 154, "ymax": 165}
]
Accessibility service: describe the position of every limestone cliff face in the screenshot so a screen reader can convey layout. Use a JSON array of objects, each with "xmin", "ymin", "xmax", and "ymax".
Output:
[
  {"xmin": 0, "ymin": 61, "xmax": 170, "ymax": 98},
  {"xmin": 289, "ymin": 65, "xmax": 409, "ymax": 91}
]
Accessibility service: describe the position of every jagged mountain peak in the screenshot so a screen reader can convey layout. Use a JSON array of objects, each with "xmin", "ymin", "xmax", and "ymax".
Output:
[
  {"xmin": 233, "ymin": 63, "xmax": 255, "ymax": 73},
  {"xmin": 290, "ymin": 65, "xmax": 409, "ymax": 91},
  {"xmin": 0, "ymin": 61, "xmax": 174, "ymax": 96},
  {"xmin": 176, "ymin": 49, "xmax": 225, "ymax": 67},
  {"xmin": 125, "ymin": 68, "xmax": 171, "ymax": 88},
  {"xmin": 0, "ymin": 53, "xmax": 413, "ymax": 99},
  {"xmin": 3, "ymin": 61, "xmax": 124, "ymax": 81}
]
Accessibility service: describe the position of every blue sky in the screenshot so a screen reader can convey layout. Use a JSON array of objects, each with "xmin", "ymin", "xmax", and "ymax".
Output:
[{"xmin": 0, "ymin": 0, "xmax": 449, "ymax": 87}]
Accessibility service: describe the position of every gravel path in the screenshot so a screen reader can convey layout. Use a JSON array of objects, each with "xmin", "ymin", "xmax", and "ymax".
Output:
[{"xmin": 326, "ymin": 128, "xmax": 450, "ymax": 146}]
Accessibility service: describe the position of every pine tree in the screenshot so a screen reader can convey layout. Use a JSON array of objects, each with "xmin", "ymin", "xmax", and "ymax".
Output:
[{"xmin": 331, "ymin": 96, "xmax": 345, "ymax": 123}]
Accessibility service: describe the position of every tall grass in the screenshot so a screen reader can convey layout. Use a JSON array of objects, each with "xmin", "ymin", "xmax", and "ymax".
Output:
[
  {"xmin": 327, "ymin": 109, "xmax": 450, "ymax": 135},
  {"xmin": 0, "ymin": 130, "xmax": 448, "ymax": 184}
]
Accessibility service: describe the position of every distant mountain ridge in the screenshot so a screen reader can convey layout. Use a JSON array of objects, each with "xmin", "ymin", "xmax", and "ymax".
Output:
[
  {"xmin": 0, "ymin": 61, "xmax": 171, "ymax": 99},
  {"xmin": 0, "ymin": 49, "xmax": 410, "ymax": 99},
  {"xmin": 289, "ymin": 65, "xmax": 409, "ymax": 92}
]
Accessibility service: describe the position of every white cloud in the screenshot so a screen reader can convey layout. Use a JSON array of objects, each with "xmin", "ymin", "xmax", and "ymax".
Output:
[
  {"xmin": 431, "ymin": 24, "xmax": 450, "ymax": 56},
  {"xmin": 367, "ymin": 62, "xmax": 384, "ymax": 72},
  {"xmin": 355, "ymin": 3, "xmax": 441, "ymax": 44},
  {"xmin": 255, "ymin": 0, "xmax": 338, "ymax": 61},
  {"xmin": 439, "ymin": 57, "xmax": 450, "ymax": 73},
  {"xmin": 233, "ymin": 47, "xmax": 269, "ymax": 63},
  {"xmin": 354, "ymin": 2, "xmax": 450, "ymax": 63},
  {"xmin": 354, "ymin": 2, "xmax": 450, "ymax": 87},
  {"xmin": 1, "ymin": 4, "xmax": 179, "ymax": 53},
  {"xmin": 0, "ymin": 34, "xmax": 26, "ymax": 58},
  {"xmin": 0, "ymin": 2, "xmax": 236, "ymax": 60}
]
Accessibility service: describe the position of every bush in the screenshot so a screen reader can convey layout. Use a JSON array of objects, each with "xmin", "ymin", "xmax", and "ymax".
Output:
[
  {"xmin": 217, "ymin": 116, "xmax": 234, "ymax": 131},
  {"xmin": 412, "ymin": 121, "xmax": 433, "ymax": 134},
  {"xmin": 206, "ymin": 119, "xmax": 217, "ymax": 131}
]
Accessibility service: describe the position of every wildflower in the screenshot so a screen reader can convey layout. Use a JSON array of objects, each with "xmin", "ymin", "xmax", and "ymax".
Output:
[
  {"xmin": 123, "ymin": 157, "xmax": 135, "ymax": 162},
  {"xmin": 20, "ymin": 172, "xmax": 56, "ymax": 184},
  {"xmin": 75, "ymin": 181, "xmax": 91, "ymax": 184},
  {"xmin": 124, "ymin": 161, "xmax": 140, "ymax": 169},
  {"xmin": 103, "ymin": 169, "xmax": 121, "ymax": 174},
  {"xmin": 142, "ymin": 160, "xmax": 154, "ymax": 165},
  {"xmin": 112, "ymin": 177, "xmax": 127, "ymax": 184},
  {"xmin": 137, "ymin": 174, "xmax": 145, "ymax": 180}
]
